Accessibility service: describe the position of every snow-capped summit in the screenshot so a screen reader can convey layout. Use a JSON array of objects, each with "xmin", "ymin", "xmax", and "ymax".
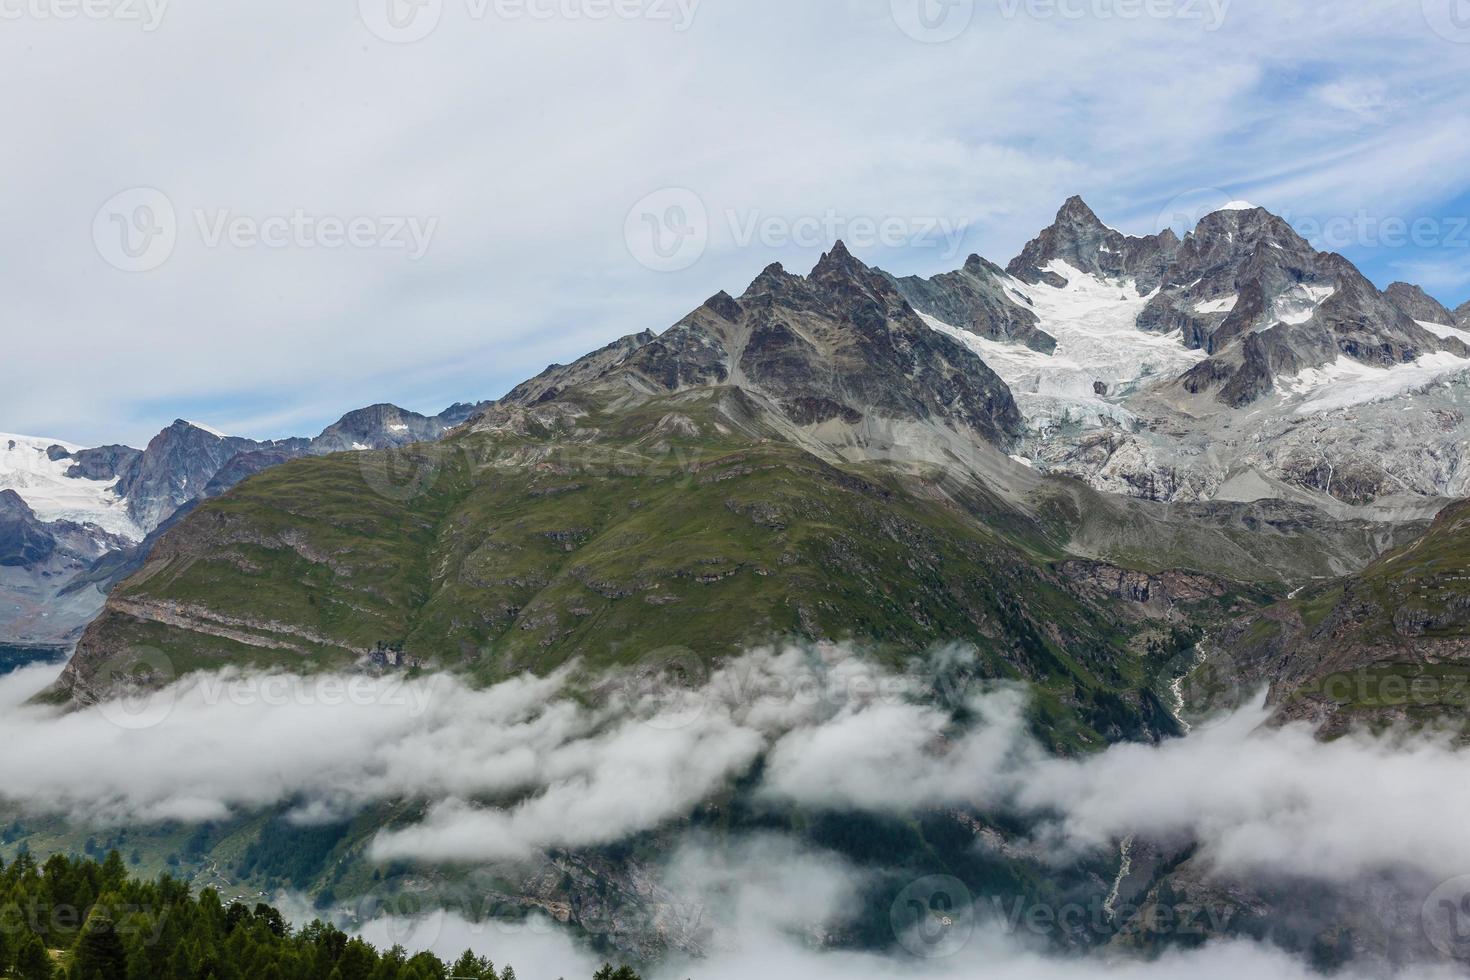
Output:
[
  {"xmin": 885, "ymin": 196, "xmax": 1470, "ymax": 509},
  {"xmin": 182, "ymin": 419, "xmax": 232, "ymax": 439},
  {"xmin": 0, "ymin": 433, "xmax": 142, "ymax": 540}
]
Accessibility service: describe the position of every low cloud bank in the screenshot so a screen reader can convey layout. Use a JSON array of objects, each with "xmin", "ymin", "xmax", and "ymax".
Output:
[
  {"xmin": 349, "ymin": 838, "xmax": 1467, "ymax": 980},
  {"xmin": 11, "ymin": 649, "xmax": 1470, "ymax": 976},
  {"xmin": 7, "ymin": 646, "xmax": 1470, "ymax": 886}
]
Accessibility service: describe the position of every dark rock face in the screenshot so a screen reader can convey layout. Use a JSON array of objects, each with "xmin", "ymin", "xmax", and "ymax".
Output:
[
  {"xmin": 103, "ymin": 401, "xmax": 487, "ymax": 533},
  {"xmin": 309, "ymin": 404, "xmax": 445, "ymax": 455},
  {"xmin": 884, "ymin": 255, "xmax": 1057, "ymax": 353},
  {"xmin": 1059, "ymin": 560, "xmax": 1226, "ymax": 607},
  {"xmin": 202, "ymin": 450, "xmax": 307, "ymax": 498},
  {"xmin": 615, "ymin": 241, "xmax": 1026, "ymax": 447},
  {"xmin": 65, "ymin": 445, "xmax": 143, "ymax": 482},
  {"xmin": 0, "ymin": 490, "xmax": 56, "ymax": 567},
  {"xmin": 1385, "ymin": 282, "xmax": 1456, "ymax": 325},
  {"xmin": 112, "ymin": 422, "xmax": 285, "ymax": 531},
  {"xmin": 435, "ymin": 400, "xmax": 495, "ymax": 427},
  {"xmin": 1456, "ymin": 300, "xmax": 1470, "ymax": 329}
]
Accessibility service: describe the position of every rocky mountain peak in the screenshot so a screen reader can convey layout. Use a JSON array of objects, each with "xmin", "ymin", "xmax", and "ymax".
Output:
[
  {"xmin": 1007, "ymin": 196, "xmax": 1122, "ymax": 279},
  {"xmin": 1385, "ymin": 282, "xmax": 1456, "ymax": 326},
  {"xmin": 1056, "ymin": 194, "xmax": 1109, "ymax": 229},
  {"xmin": 169, "ymin": 419, "xmax": 226, "ymax": 440},
  {"xmin": 882, "ymin": 253, "xmax": 1055, "ymax": 354},
  {"xmin": 808, "ymin": 240, "xmax": 899, "ymax": 303},
  {"xmin": 502, "ymin": 240, "xmax": 1026, "ymax": 450},
  {"xmin": 0, "ymin": 488, "xmax": 36, "ymax": 519},
  {"xmin": 962, "ymin": 253, "xmax": 1008, "ymax": 278},
  {"xmin": 1456, "ymin": 300, "xmax": 1470, "ymax": 328},
  {"xmin": 702, "ymin": 290, "xmax": 743, "ymax": 322},
  {"xmin": 812, "ymin": 239, "xmax": 860, "ymax": 274},
  {"xmin": 1187, "ymin": 204, "xmax": 1309, "ymax": 255},
  {"xmin": 0, "ymin": 488, "xmax": 55, "ymax": 567}
]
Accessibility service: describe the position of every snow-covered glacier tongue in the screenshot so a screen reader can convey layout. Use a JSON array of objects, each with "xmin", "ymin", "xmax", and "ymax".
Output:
[{"xmin": 920, "ymin": 259, "xmax": 1207, "ymax": 435}]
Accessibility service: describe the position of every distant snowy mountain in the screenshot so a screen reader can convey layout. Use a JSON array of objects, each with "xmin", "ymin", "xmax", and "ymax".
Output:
[
  {"xmin": 0, "ymin": 434, "xmax": 142, "ymax": 540},
  {"xmin": 0, "ymin": 400, "xmax": 491, "ymax": 646}
]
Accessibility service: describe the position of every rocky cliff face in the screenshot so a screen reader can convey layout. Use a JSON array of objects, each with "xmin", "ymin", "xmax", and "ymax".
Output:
[
  {"xmin": 883, "ymin": 255, "xmax": 1057, "ymax": 353},
  {"xmin": 310, "ymin": 404, "xmax": 449, "ymax": 454},
  {"xmin": 1386, "ymin": 281, "xmax": 1457, "ymax": 325},
  {"xmin": 112, "ymin": 422, "xmax": 297, "ymax": 531},
  {"xmin": 1138, "ymin": 207, "xmax": 1460, "ymax": 406},
  {"xmin": 567, "ymin": 241, "xmax": 1027, "ymax": 450},
  {"xmin": 500, "ymin": 330, "xmax": 657, "ymax": 407},
  {"xmin": 54, "ymin": 443, "xmax": 142, "ymax": 482},
  {"xmin": 0, "ymin": 490, "xmax": 55, "ymax": 567}
]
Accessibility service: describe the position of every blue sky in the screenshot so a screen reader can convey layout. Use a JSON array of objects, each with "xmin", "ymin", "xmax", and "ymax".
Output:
[{"xmin": 3, "ymin": 0, "xmax": 1469, "ymax": 447}]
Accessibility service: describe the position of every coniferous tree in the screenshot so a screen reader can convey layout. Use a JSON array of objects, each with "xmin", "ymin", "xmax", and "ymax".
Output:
[
  {"xmin": 0, "ymin": 852, "xmax": 628, "ymax": 980},
  {"xmin": 14, "ymin": 932, "xmax": 54, "ymax": 980},
  {"xmin": 72, "ymin": 910, "xmax": 128, "ymax": 980},
  {"xmin": 450, "ymin": 950, "xmax": 491, "ymax": 978}
]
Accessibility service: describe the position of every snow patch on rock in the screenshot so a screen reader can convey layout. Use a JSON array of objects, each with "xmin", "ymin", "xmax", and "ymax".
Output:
[
  {"xmin": 0, "ymin": 434, "xmax": 143, "ymax": 541},
  {"xmin": 1194, "ymin": 295, "xmax": 1238, "ymax": 315},
  {"xmin": 1285, "ymin": 352, "xmax": 1470, "ymax": 415}
]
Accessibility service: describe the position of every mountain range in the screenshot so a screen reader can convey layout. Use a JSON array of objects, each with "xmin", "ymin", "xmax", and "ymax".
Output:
[
  {"xmin": 0, "ymin": 401, "xmax": 489, "ymax": 649},
  {"xmin": 6, "ymin": 195, "xmax": 1470, "ymax": 969}
]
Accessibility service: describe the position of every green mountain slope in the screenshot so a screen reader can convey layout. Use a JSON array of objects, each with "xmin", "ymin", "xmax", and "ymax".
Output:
[
  {"xmin": 1198, "ymin": 499, "xmax": 1470, "ymax": 733},
  {"xmin": 54, "ymin": 387, "xmax": 1179, "ymax": 745}
]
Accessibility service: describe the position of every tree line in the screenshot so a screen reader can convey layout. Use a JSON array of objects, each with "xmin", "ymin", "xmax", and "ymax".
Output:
[{"xmin": 0, "ymin": 851, "xmax": 644, "ymax": 980}]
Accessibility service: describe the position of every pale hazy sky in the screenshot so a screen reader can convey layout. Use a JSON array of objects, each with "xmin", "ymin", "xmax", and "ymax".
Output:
[{"xmin": 4, "ymin": 0, "xmax": 1469, "ymax": 446}]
